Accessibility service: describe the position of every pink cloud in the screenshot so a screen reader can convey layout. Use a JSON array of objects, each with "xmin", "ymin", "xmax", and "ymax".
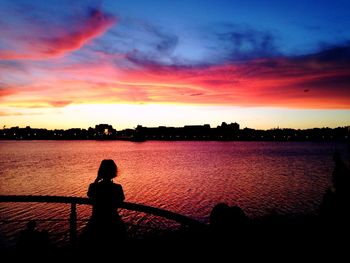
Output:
[
  {"xmin": 0, "ymin": 9, "xmax": 116, "ymax": 60},
  {"xmin": 2, "ymin": 46, "xmax": 349, "ymax": 110},
  {"xmin": 117, "ymin": 52, "xmax": 350, "ymax": 108}
]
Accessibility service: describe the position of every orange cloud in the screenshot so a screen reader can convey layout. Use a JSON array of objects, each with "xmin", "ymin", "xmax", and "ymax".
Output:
[
  {"xmin": 49, "ymin": 100, "xmax": 73, "ymax": 107},
  {"xmin": 0, "ymin": 111, "xmax": 22, "ymax": 116}
]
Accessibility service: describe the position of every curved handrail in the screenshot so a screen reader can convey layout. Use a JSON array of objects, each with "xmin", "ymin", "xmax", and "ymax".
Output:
[{"xmin": 0, "ymin": 195, "xmax": 205, "ymax": 229}]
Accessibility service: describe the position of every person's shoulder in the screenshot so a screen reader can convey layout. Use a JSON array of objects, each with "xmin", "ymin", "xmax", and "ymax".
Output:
[
  {"xmin": 112, "ymin": 183, "xmax": 124, "ymax": 192},
  {"xmin": 112, "ymin": 183, "xmax": 123, "ymax": 189},
  {"xmin": 89, "ymin": 182, "xmax": 98, "ymax": 189},
  {"xmin": 87, "ymin": 182, "xmax": 98, "ymax": 196}
]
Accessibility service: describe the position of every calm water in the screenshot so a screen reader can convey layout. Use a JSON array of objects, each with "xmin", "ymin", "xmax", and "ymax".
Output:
[{"xmin": 0, "ymin": 140, "xmax": 348, "ymax": 244}]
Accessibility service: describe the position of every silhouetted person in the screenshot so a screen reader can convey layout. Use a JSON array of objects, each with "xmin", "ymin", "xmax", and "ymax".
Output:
[
  {"xmin": 16, "ymin": 220, "xmax": 50, "ymax": 253},
  {"xmin": 320, "ymin": 151, "xmax": 350, "ymax": 225},
  {"xmin": 209, "ymin": 203, "xmax": 247, "ymax": 242},
  {"xmin": 80, "ymin": 159, "xmax": 127, "ymax": 251},
  {"xmin": 316, "ymin": 151, "xmax": 350, "ymax": 256},
  {"xmin": 210, "ymin": 203, "xmax": 231, "ymax": 233},
  {"xmin": 331, "ymin": 151, "xmax": 350, "ymax": 193}
]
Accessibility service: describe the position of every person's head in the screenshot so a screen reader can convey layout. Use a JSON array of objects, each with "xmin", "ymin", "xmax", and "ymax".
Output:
[
  {"xmin": 26, "ymin": 220, "xmax": 37, "ymax": 231},
  {"xmin": 230, "ymin": 205, "xmax": 247, "ymax": 226},
  {"xmin": 96, "ymin": 159, "xmax": 118, "ymax": 182},
  {"xmin": 333, "ymin": 151, "xmax": 342, "ymax": 164},
  {"xmin": 210, "ymin": 203, "xmax": 247, "ymax": 233},
  {"xmin": 209, "ymin": 203, "xmax": 231, "ymax": 229},
  {"xmin": 332, "ymin": 153, "xmax": 350, "ymax": 193}
]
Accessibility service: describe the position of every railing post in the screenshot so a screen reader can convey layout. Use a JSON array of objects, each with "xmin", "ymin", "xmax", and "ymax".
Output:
[{"xmin": 70, "ymin": 202, "xmax": 77, "ymax": 247}]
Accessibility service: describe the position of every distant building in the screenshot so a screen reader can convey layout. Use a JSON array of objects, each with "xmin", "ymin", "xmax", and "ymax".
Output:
[
  {"xmin": 183, "ymin": 124, "xmax": 211, "ymax": 137},
  {"xmin": 218, "ymin": 122, "xmax": 239, "ymax": 131},
  {"xmin": 95, "ymin": 124, "xmax": 115, "ymax": 136}
]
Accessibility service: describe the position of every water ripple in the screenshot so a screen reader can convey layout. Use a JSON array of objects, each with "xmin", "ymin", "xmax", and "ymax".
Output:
[{"xmin": 0, "ymin": 141, "xmax": 348, "ymax": 242}]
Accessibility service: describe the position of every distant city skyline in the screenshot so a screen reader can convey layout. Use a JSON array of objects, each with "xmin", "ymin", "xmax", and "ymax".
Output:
[
  {"xmin": 2, "ymin": 116, "xmax": 349, "ymax": 131},
  {"xmin": 2, "ymin": 122, "xmax": 348, "ymax": 142},
  {"xmin": 1, "ymin": 1, "xmax": 350, "ymax": 129}
]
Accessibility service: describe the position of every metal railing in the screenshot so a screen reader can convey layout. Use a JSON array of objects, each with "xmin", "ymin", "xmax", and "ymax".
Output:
[{"xmin": 0, "ymin": 195, "xmax": 206, "ymax": 246}]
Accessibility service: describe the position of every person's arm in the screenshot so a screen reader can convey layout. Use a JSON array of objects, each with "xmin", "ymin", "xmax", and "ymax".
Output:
[
  {"xmin": 113, "ymin": 184, "xmax": 125, "ymax": 205},
  {"xmin": 87, "ymin": 183, "xmax": 95, "ymax": 199},
  {"xmin": 120, "ymin": 186, "xmax": 125, "ymax": 202}
]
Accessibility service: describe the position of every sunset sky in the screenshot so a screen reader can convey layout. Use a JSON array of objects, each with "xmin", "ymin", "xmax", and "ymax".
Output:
[{"xmin": 1, "ymin": 0, "xmax": 349, "ymax": 130}]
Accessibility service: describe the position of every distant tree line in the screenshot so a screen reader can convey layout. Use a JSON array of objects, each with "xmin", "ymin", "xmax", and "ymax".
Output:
[{"xmin": 0, "ymin": 122, "xmax": 349, "ymax": 141}]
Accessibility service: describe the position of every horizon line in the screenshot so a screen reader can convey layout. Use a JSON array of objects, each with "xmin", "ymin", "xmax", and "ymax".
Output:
[{"xmin": 2, "ymin": 123, "xmax": 350, "ymax": 131}]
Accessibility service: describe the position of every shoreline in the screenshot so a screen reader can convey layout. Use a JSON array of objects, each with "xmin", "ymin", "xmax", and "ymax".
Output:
[{"xmin": 0, "ymin": 138, "xmax": 348, "ymax": 142}]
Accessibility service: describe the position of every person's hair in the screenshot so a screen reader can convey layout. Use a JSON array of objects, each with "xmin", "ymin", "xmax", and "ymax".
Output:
[
  {"xmin": 26, "ymin": 220, "xmax": 37, "ymax": 230},
  {"xmin": 209, "ymin": 203, "xmax": 231, "ymax": 228},
  {"xmin": 95, "ymin": 159, "xmax": 118, "ymax": 182}
]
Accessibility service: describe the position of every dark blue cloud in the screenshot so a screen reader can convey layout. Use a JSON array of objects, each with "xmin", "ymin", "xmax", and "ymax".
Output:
[
  {"xmin": 90, "ymin": 19, "xmax": 179, "ymax": 67},
  {"xmin": 0, "ymin": 0, "xmax": 102, "ymax": 29},
  {"xmin": 305, "ymin": 43, "xmax": 350, "ymax": 65},
  {"xmin": 103, "ymin": 21, "xmax": 282, "ymax": 67},
  {"xmin": 91, "ymin": 19, "xmax": 281, "ymax": 68},
  {"xmin": 202, "ymin": 23, "xmax": 281, "ymax": 63}
]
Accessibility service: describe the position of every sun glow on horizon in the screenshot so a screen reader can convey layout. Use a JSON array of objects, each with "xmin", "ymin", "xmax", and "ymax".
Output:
[{"xmin": 1, "ymin": 103, "xmax": 349, "ymax": 130}]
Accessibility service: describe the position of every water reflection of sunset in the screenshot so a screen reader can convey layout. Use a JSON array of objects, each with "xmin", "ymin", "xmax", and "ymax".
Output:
[
  {"xmin": 1, "ymin": 1, "xmax": 350, "ymax": 130},
  {"xmin": 1, "ymin": 141, "xmax": 344, "ymax": 220}
]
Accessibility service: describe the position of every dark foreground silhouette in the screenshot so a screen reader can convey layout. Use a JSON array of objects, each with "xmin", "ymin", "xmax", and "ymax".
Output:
[
  {"xmin": 16, "ymin": 220, "xmax": 50, "ymax": 251},
  {"xmin": 5, "ymin": 152, "xmax": 350, "ymax": 259},
  {"xmin": 79, "ymin": 159, "xmax": 127, "ymax": 251},
  {"xmin": 209, "ymin": 203, "xmax": 248, "ymax": 241},
  {"xmin": 320, "ymin": 151, "xmax": 350, "ymax": 224}
]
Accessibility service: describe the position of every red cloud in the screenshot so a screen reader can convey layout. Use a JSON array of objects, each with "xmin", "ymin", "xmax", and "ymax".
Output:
[
  {"xmin": 0, "ymin": 9, "xmax": 116, "ymax": 60},
  {"xmin": 2, "ymin": 46, "xmax": 349, "ymax": 110},
  {"xmin": 113, "ymin": 53, "xmax": 350, "ymax": 108},
  {"xmin": 0, "ymin": 87, "xmax": 17, "ymax": 98}
]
